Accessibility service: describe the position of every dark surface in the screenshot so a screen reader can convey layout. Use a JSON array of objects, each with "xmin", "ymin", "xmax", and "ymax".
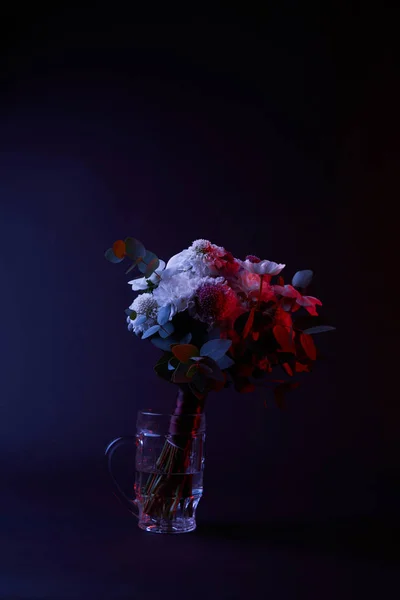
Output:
[
  {"xmin": 2, "ymin": 468, "xmax": 399, "ymax": 599},
  {"xmin": 1, "ymin": 5, "xmax": 399, "ymax": 599}
]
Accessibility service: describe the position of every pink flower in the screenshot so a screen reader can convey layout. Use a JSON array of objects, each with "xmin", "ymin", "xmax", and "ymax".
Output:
[
  {"xmin": 186, "ymin": 240, "xmax": 240, "ymax": 278},
  {"xmin": 206, "ymin": 248, "xmax": 240, "ymax": 277},
  {"xmin": 195, "ymin": 281, "xmax": 239, "ymax": 325},
  {"xmin": 273, "ymin": 284, "xmax": 322, "ymax": 316},
  {"xmin": 234, "ymin": 270, "xmax": 276, "ymax": 304}
]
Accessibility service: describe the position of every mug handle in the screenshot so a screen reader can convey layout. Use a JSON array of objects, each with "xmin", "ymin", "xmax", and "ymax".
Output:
[{"xmin": 105, "ymin": 436, "xmax": 139, "ymax": 519}]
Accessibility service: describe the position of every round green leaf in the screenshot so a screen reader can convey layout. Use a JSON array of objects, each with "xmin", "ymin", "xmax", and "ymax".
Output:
[
  {"xmin": 172, "ymin": 344, "xmax": 199, "ymax": 363},
  {"xmin": 302, "ymin": 326, "xmax": 336, "ymax": 334},
  {"xmin": 142, "ymin": 324, "xmax": 161, "ymax": 339},
  {"xmin": 200, "ymin": 338, "xmax": 232, "ymax": 360},
  {"xmin": 159, "ymin": 322, "xmax": 175, "ymax": 339},
  {"xmin": 125, "ymin": 237, "xmax": 146, "ymax": 261},
  {"xmin": 138, "ymin": 250, "xmax": 159, "ymax": 277},
  {"xmin": 217, "ymin": 354, "xmax": 235, "ymax": 370},
  {"xmin": 105, "ymin": 248, "xmax": 124, "ymax": 263},
  {"xmin": 157, "ymin": 304, "xmax": 171, "ymax": 326},
  {"xmin": 292, "ymin": 270, "xmax": 313, "ymax": 288}
]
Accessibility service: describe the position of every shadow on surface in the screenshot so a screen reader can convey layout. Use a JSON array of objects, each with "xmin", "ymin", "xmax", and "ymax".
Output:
[{"xmin": 196, "ymin": 518, "xmax": 399, "ymax": 564}]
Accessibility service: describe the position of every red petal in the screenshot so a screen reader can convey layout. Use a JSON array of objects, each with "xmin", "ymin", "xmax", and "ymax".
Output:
[
  {"xmin": 282, "ymin": 285, "xmax": 299, "ymax": 298},
  {"xmin": 305, "ymin": 295, "xmax": 322, "ymax": 306},
  {"xmin": 300, "ymin": 333, "xmax": 317, "ymax": 360},
  {"xmin": 305, "ymin": 306, "xmax": 318, "ymax": 316},
  {"xmin": 273, "ymin": 325, "xmax": 295, "ymax": 353},
  {"xmin": 242, "ymin": 308, "xmax": 255, "ymax": 339},
  {"xmin": 295, "ymin": 362, "xmax": 310, "ymax": 372},
  {"xmin": 282, "ymin": 362, "xmax": 294, "ymax": 376}
]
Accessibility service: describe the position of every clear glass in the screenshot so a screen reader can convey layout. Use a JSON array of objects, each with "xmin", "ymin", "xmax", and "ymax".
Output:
[{"xmin": 106, "ymin": 409, "xmax": 206, "ymax": 534}]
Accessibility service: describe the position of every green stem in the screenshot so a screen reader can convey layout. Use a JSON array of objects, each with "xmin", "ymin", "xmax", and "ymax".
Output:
[{"xmin": 141, "ymin": 386, "xmax": 204, "ymax": 520}]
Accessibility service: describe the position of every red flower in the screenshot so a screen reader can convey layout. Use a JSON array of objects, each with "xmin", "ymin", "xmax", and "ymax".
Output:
[
  {"xmin": 196, "ymin": 281, "xmax": 239, "ymax": 324},
  {"xmin": 213, "ymin": 250, "xmax": 240, "ymax": 276},
  {"xmin": 245, "ymin": 255, "xmax": 261, "ymax": 263},
  {"xmin": 274, "ymin": 306, "xmax": 293, "ymax": 328}
]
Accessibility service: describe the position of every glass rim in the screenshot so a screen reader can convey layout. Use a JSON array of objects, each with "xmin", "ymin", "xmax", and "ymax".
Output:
[{"xmin": 138, "ymin": 408, "xmax": 206, "ymax": 418}]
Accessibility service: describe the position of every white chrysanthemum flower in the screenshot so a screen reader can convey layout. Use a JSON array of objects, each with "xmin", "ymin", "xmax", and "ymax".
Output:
[
  {"xmin": 154, "ymin": 271, "xmax": 224, "ymax": 317},
  {"xmin": 130, "ymin": 293, "xmax": 158, "ymax": 318},
  {"xmin": 190, "ymin": 239, "xmax": 212, "ymax": 254},
  {"xmin": 166, "ymin": 245, "xmax": 214, "ymax": 278},
  {"xmin": 127, "ymin": 293, "xmax": 158, "ymax": 335}
]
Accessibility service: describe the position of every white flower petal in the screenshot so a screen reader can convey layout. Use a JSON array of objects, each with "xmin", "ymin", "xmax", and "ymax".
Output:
[
  {"xmin": 241, "ymin": 259, "xmax": 285, "ymax": 276},
  {"xmin": 166, "ymin": 249, "xmax": 191, "ymax": 271},
  {"xmin": 128, "ymin": 277, "xmax": 149, "ymax": 290},
  {"xmin": 128, "ymin": 259, "xmax": 166, "ymax": 289},
  {"xmin": 258, "ymin": 260, "xmax": 285, "ymax": 275}
]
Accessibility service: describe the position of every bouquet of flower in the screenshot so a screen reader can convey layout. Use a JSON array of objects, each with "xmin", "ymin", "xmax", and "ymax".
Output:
[{"xmin": 105, "ymin": 237, "xmax": 334, "ymax": 520}]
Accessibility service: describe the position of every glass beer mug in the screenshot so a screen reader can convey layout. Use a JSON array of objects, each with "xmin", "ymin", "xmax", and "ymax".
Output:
[{"xmin": 105, "ymin": 409, "xmax": 206, "ymax": 534}]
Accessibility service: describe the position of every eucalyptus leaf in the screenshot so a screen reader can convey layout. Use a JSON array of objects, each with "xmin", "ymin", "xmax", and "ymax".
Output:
[
  {"xmin": 204, "ymin": 362, "xmax": 224, "ymax": 381},
  {"xmin": 125, "ymin": 238, "xmax": 146, "ymax": 261},
  {"xmin": 159, "ymin": 322, "xmax": 175, "ymax": 339},
  {"xmin": 154, "ymin": 353, "xmax": 174, "ymax": 382},
  {"xmin": 200, "ymin": 338, "xmax": 232, "ymax": 361},
  {"xmin": 104, "ymin": 248, "xmax": 124, "ymax": 263},
  {"xmin": 303, "ymin": 326, "xmax": 336, "ymax": 334},
  {"xmin": 179, "ymin": 333, "xmax": 192, "ymax": 345},
  {"xmin": 151, "ymin": 332, "xmax": 191, "ymax": 351},
  {"xmin": 207, "ymin": 328, "xmax": 221, "ymax": 341},
  {"xmin": 141, "ymin": 324, "xmax": 161, "ymax": 339},
  {"xmin": 217, "ymin": 354, "xmax": 235, "ymax": 370},
  {"xmin": 172, "ymin": 362, "xmax": 192, "ymax": 383},
  {"xmin": 168, "ymin": 357, "xmax": 179, "ymax": 371},
  {"xmin": 171, "ymin": 344, "xmax": 199, "ymax": 363},
  {"xmin": 198, "ymin": 361, "xmax": 213, "ymax": 373},
  {"xmin": 134, "ymin": 315, "xmax": 147, "ymax": 326},
  {"xmin": 292, "ymin": 270, "xmax": 313, "ymax": 288},
  {"xmin": 189, "ymin": 382, "xmax": 204, "ymax": 400},
  {"xmin": 187, "ymin": 364, "xmax": 198, "ymax": 379},
  {"xmin": 157, "ymin": 304, "xmax": 171, "ymax": 326},
  {"xmin": 151, "ymin": 336, "xmax": 173, "ymax": 351},
  {"xmin": 145, "ymin": 257, "xmax": 160, "ymax": 278},
  {"xmin": 138, "ymin": 250, "xmax": 159, "ymax": 277},
  {"xmin": 192, "ymin": 371, "xmax": 206, "ymax": 393}
]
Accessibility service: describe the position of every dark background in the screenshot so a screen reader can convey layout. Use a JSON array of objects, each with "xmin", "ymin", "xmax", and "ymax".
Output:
[{"xmin": 1, "ymin": 5, "xmax": 398, "ymax": 599}]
